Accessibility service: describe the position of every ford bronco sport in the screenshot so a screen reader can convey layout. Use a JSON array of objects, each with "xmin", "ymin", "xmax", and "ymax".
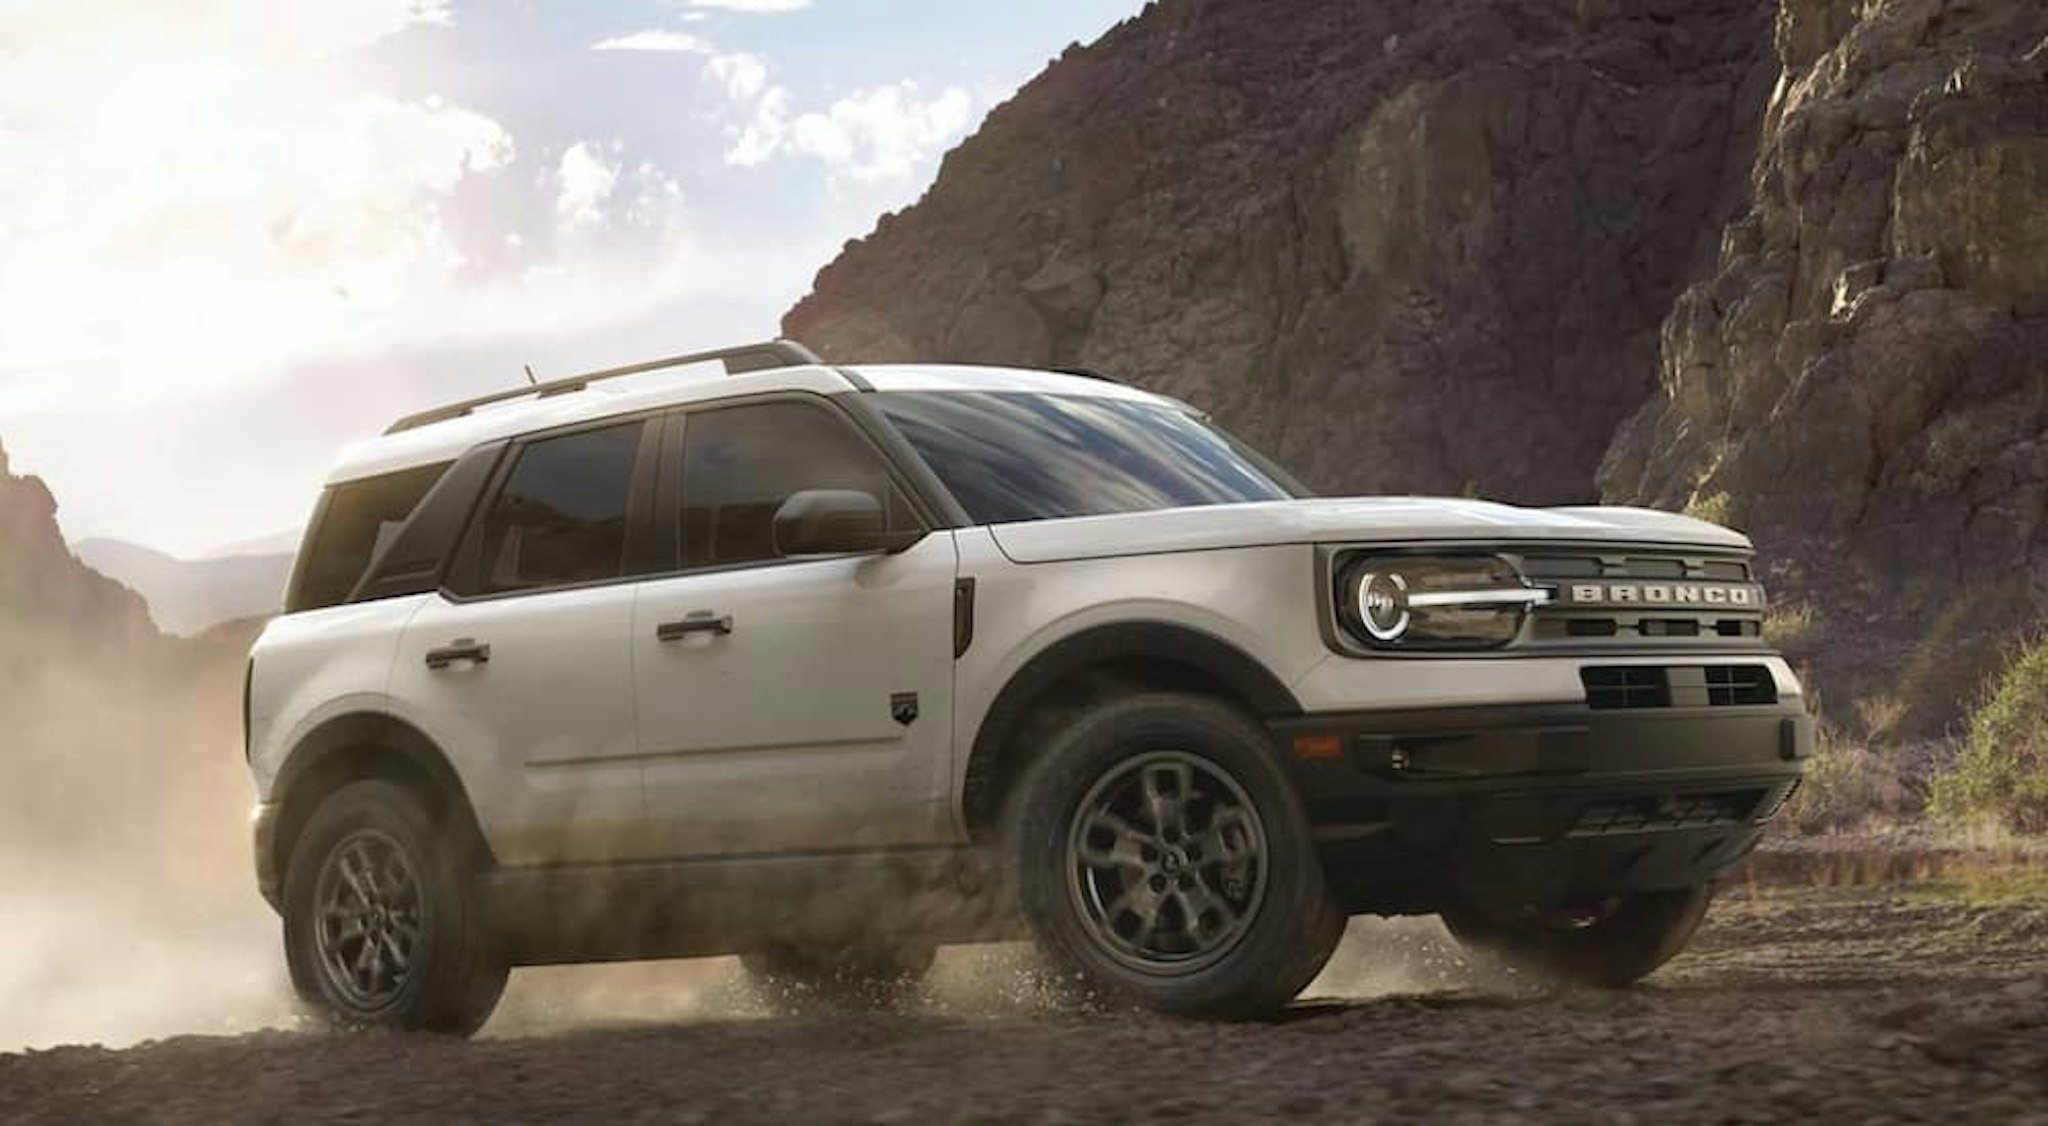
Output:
[{"xmin": 246, "ymin": 339, "xmax": 1809, "ymax": 1033}]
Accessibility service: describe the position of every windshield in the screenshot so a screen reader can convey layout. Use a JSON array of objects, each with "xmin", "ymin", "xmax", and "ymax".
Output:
[{"xmin": 872, "ymin": 391, "xmax": 1307, "ymax": 525}]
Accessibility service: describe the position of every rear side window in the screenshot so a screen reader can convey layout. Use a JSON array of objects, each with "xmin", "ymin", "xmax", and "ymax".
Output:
[
  {"xmin": 471, "ymin": 422, "xmax": 645, "ymax": 592},
  {"xmin": 288, "ymin": 462, "xmax": 451, "ymax": 613},
  {"xmin": 679, "ymin": 400, "xmax": 916, "ymax": 569},
  {"xmin": 349, "ymin": 442, "xmax": 505, "ymax": 604}
]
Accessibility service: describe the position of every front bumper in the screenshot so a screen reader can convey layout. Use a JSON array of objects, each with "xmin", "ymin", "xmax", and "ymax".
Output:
[{"xmin": 1269, "ymin": 701, "xmax": 1810, "ymax": 914}]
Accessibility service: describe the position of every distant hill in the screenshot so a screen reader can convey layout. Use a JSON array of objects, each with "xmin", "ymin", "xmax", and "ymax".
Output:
[
  {"xmin": 72, "ymin": 538, "xmax": 292, "ymax": 636},
  {"xmin": 199, "ymin": 527, "xmax": 303, "ymax": 560}
]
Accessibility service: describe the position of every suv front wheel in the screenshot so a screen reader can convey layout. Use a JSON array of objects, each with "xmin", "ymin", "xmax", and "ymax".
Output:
[
  {"xmin": 282, "ymin": 780, "xmax": 508, "ymax": 1035},
  {"xmin": 1007, "ymin": 693, "xmax": 1346, "ymax": 1019}
]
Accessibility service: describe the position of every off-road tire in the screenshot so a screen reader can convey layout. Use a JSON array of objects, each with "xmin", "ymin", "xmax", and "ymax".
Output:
[
  {"xmin": 1442, "ymin": 884, "xmax": 1715, "ymax": 988},
  {"xmin": 1006, "ymin": 693, "xmax": 1346, "ymax": 1019},
  {"xmin": 282, "ymin": 780, "xmax": 507, "ymax": 1035}
]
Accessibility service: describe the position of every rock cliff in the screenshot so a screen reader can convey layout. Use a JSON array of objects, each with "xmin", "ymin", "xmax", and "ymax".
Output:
[{"xmin": 1601, "ymin": 0, "xmax": 2048, "ymax": 736}]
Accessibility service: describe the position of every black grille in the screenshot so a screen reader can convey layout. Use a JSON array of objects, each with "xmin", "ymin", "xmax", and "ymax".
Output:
[
  {"xmin": 1535, "ymin": 616, "xmax": 1762, "ymax": 642},
  {"xmin": 1706, "ymin": 664, "xmax": 1778, "ymax": 706},
  {"xmin": 1569, "ymin": 789, "xmax": 1767, "ymax": 836},
  {"xmin": 1582, "ymin": 667, "xmax": 1670, "ymax": 710},
  {"xmin": 1521, "ymin": 554, "xmax": 1751, "ymax": 582},
  {"xmin": 1521, "ymin": 551, "xmax": 1761, "ymax": 650}
]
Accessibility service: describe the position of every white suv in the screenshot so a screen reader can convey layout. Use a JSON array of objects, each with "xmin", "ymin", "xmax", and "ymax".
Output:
[{"xmin": 246, "ymin": 340, "xmax": 1809, "ymax": 1033}]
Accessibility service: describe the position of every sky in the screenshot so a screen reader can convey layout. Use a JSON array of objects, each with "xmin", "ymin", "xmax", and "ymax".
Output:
[{"xmin": 0, "ymin": 0, "xmax": 1146, "ymax": 557}]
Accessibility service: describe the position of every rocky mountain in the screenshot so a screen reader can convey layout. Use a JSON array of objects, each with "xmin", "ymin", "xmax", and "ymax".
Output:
[
  {"xmin": 792, "ymin": 0, "xmax": 1780, "ymax": 505},
  {"xmin": 0, "ymin": 439, "xmax": 254, "ymax": 893},
  {"xmin": 787, "ymin": 0, "xmax": 2048, "ymax": 738},
  {"xmin": 73, "ymin": 537, "xmax": 292, "ymax": 637}
]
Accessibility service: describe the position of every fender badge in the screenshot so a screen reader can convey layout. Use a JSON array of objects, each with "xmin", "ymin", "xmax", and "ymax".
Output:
[{"xmin": 890, "ymin": 692, "xmax": 919, "ymax": 727}]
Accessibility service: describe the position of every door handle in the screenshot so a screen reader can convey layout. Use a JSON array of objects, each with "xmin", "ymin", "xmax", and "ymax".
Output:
[
  {"xmin": 657, "ymin": 613, "xmax": 734, "ymax": 642},
  {"xmin": 424, "ymin": 639, "xmax": 491, "ymax": 669}
]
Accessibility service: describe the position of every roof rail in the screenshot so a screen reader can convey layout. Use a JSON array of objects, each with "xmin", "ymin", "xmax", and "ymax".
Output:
[
  {"xmin": 1051, "ymin": 365, "xmax": 1122, "ymax": 385},
  {"xmin": 383, "ymin": 339, "xmax": 824, "ymax": 435}
]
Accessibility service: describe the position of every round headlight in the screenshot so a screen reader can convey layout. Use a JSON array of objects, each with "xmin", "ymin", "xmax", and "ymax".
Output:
[
  {"xmin": 1354, "ymin": 571, "xmax": 1412, "ymax": 642},
  {"xmin": 1335, "ymin": 555, "xmax": 1548, "ymax": 651}
]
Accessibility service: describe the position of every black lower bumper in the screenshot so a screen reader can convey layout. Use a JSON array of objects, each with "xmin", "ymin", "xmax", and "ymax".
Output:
[{"xmin": 1269, "ymin": 701, "xmax": 1810, "ymax": 915}]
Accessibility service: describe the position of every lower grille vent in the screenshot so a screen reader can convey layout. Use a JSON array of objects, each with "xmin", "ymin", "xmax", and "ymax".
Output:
[
  {"xmin": 1569, "ymin": 789, "xmax": 1767, "ymax": 836},
  {"xmin": 1707, "ymin": 664, "xmax": 1778, "ymax": 707},
  {"xmin": 1582, "ymin": 667, "xmax": 1670, "ymax": 710},
  {"xmin": 1583, "ymin": 665, "xmax": 1779, "ymax": 710}
]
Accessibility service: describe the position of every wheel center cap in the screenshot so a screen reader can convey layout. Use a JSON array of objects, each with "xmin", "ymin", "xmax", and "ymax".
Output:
[{"xmin": 1160, "ymin": 849, "xmax": 1188, "ymax": 876}]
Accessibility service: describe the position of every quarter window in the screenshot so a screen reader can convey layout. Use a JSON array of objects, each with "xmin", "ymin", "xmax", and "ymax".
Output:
[
  {"xmin": 288, "ymin": 462, "xmax": 450, "ymax": 613},
  {"xmin": 473, "ymin": 422, "xmax": 644, "ymax": 592},
  {"xmin": 680, "ymin": 400, "xmax": 914, "ymax": 569}
]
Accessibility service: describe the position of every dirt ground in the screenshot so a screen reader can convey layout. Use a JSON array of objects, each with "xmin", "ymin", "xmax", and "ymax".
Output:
[{"xmin": 5, "ymin": 870, "xmax": 2047, "ymax": 1125}]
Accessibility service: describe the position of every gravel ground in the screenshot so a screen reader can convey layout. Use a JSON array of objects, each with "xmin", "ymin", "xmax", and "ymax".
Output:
[{"xmin": 5, "ymin": 876, "xmax": 2047, "ymax": 1125}]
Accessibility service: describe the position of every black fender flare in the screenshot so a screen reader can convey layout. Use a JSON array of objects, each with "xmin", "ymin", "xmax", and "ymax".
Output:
[
  {"xmin": 959, "ymin": 621, "xmax": 1302, "ymax": 832},
  {"xmin": 262, "ymin": 712, "xmax": 486, "ymax": 906}
]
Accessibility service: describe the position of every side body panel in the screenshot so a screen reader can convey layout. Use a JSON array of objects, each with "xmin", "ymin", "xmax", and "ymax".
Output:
[
  {"xmin": 247, "ymin": 596, "xmax": 430, "ymax": 799},
  {"xmin": 633, "ymin": 532, "xmax": 961, "ymax": 855},
  {"xmin": 385, "ymin": 587, "xmax": 644, "ymax": 866}
]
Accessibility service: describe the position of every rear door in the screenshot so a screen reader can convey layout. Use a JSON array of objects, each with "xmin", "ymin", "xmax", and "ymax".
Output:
[
  {"xmin": 388, "ymin": 417, "xmax": 658, "ymax": 866},
  {"xmin": 633, "ymin": 396, "xmax": 959, "ymax": 857}
]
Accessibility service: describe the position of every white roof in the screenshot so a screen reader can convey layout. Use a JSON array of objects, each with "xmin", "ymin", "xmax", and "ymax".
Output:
[{"xmin": 327, "ymin": 362, "xmax": 1172, "ymax": 483}]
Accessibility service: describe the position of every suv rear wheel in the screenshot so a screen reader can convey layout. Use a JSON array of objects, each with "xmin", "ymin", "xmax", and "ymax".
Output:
[
  {"xmin": 1441, "ymin": 884, "xmax": 1714, "ymax": 988},
  {"xmin": 1007, "ymin": 693, "xmax": 1345, "ymax": 1019},
  {"xmin": 282, "ymin": 780, "xmax": 507, "ymax": 1035}
]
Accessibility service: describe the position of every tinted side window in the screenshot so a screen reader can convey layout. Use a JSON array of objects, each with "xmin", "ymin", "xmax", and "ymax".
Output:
[
  {"xmin": 288, "ymin": 462, "xmax": 450, "ymax": 613},
  {"xmin": 681, "ymin": 401, "xmax": 913, "ymax": 569},
  {"xmin": 473, "ymin": 422, "xmax": 644, "ymax": 592}
]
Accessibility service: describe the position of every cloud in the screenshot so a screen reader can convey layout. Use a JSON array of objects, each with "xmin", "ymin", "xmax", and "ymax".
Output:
[
  {"xmin": 709, "ymin": 55, "xmax": 977, "ymax": 183},
  {"xmin": 0, "ymin": 0, "xmax": 713, "ymax": 418},
  {"xmin": 682, "ymin": 0, "xmax": 812, "ymax": 11},
  {"xmin": 707, "ymin": 52, "xmax": 771, "ymax": 102},
  {"xmin": 591, "ymin": 30, "xmax": 713, "ymax": 53},
  {"xmin": 787, "ymin": 84, "xmax": 977, "ymax": 182},
  {"xmin": 556, "ymin": 143, "xmax": 622, "ymax": 226}
]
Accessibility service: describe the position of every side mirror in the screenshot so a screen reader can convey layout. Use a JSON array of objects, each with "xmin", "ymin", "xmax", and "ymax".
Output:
[{"xmin": 772, "ymin": 489, "xmax": 924, "ymax": 557}]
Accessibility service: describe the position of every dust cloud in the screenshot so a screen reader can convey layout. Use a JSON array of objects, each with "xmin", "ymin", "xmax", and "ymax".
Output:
[
  {"xmin": 0, "ymin": 615, "xmax": 1484, "ymax": 1051},
  {"xmin": 0, "ymin": 623, "xmax": 289, "ymax": 1051}
]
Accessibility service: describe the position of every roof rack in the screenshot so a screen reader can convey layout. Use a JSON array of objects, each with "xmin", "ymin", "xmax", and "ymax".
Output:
[{"xmin": 383, "ymin": 339, "xmax": 824, "ymax": 435}]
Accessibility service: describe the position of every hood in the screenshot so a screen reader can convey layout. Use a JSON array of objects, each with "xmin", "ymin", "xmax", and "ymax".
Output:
[{"xmin": 986, "ymin": 497, "xmax": 1750, "ymax": 564}]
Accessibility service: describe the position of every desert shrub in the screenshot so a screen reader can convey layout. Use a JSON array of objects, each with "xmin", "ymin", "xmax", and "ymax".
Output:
[
  {"xmin": 1763, "ymin": 601, "xmax": 1817, "ymax": 652},
  {"xmin": 1782, "ymin": 723, "xmax": 1936, "ymax": 834},
  {"xmin": 1684, "ymin": 490, "xmax": 1732, "ymax": 526},
  {"xmin": 1930, "ymin": 637, "xmax": 2048, "ymax": 833}
]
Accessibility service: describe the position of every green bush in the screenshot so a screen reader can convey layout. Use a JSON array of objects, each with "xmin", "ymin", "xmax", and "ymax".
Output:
[{"xmin": 1930, "ymin": 637, "xmax": 2048, "ymax": 834}]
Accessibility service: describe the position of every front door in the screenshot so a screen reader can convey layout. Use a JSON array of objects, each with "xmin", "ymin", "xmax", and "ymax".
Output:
[{"xmin": 634, "ymin": 397, "xmax": 959, "ymax": 857}]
